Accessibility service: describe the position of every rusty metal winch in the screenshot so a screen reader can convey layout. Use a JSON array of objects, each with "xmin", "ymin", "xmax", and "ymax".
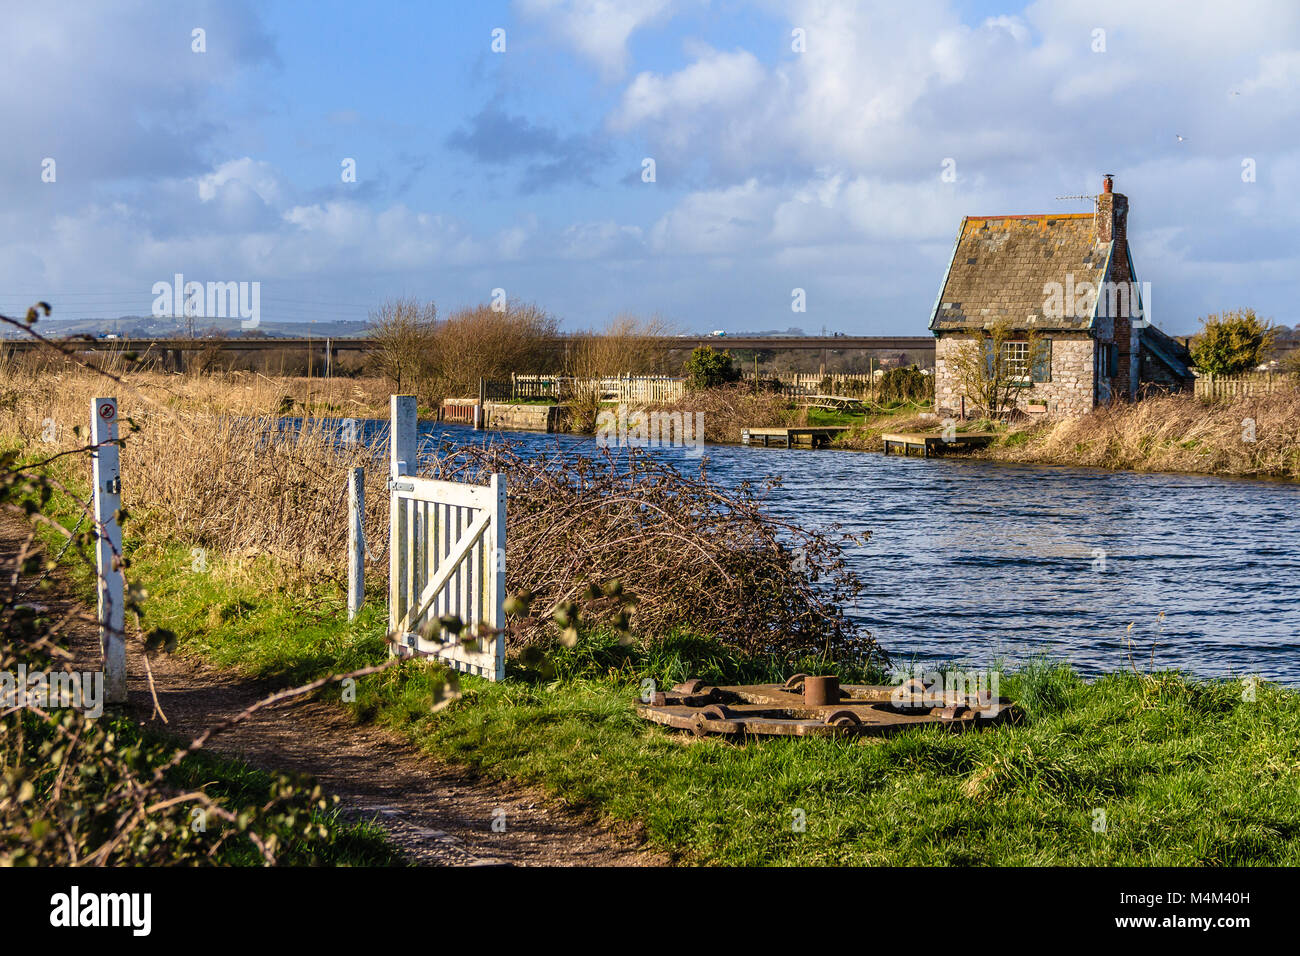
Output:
[{"xmin": 636, "ymin": 673, "xmax": 1020, "ymax": 739}]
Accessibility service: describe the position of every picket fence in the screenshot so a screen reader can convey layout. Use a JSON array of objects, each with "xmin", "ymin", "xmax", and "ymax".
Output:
[
  {"xmin": 1194, "ymin": 372, "xmax": 1299, "ymax": 401},
  {"xmin": 509, "ymin": 373, "xmax": 687, "ymax": 404}
]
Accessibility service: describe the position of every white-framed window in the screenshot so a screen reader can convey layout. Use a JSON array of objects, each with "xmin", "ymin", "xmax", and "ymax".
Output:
[{"xmin": 1002, "ymin": 341, "xmax": 1030, "ymax": 382}]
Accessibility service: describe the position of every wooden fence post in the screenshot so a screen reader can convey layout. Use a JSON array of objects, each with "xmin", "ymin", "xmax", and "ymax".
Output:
[
  {"xmin": 347, "ymin": 466, "xmax": 364, "ymax": 621},
  {"xmin": 476, "ymin": 377, "xmax": 486, "ymax": 430},
  {"xmin": 91, "ymin": 397, "xmax": 126, "ymax": 705},
  {"xmin": 388, "ymin": 396, "xmax": 418, "ymax": 647}
]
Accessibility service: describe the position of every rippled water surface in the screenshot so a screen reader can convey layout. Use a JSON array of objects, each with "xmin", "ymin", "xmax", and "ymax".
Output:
[{"xmin": 333, "ymin": 418, "xmax": 1300, "ymax": 684}]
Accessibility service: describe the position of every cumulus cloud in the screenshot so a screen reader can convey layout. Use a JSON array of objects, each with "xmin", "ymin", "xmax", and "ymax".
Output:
[{"xmin": 516, "ymin": 0, "xmax": 675, "ymax": 78}]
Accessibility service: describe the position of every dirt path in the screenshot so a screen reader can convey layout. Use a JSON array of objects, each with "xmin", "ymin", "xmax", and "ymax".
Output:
[{"xmin": 1, "ymin": 513, "xmax": 666, "ymax": 867}]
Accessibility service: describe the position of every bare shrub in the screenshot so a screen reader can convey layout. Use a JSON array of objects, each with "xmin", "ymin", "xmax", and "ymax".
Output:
[
  {"xmin": 367, "ymin": 298, "xmax": 438, "ymax": 393},
  {"xmin": 429, "ymin": 301, "xmax": 558, "ymax": 397},
  {"xmin": 947, "ymin": 319, "xmax": 1049, "ymax": 419},
  {"xmin": 566, "ymin": 313, "xmax": 675, "ymax": 378},
  {"xmin": 427, "ymin": 443, "xmax": 878, "ymax": 666}
]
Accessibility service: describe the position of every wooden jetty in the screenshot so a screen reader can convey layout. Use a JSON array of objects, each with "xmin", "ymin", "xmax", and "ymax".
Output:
[
  {"xmin": 742, "ymin": 426, "xmax": 847, "ymax": 449},
  {"xmin": 881, "ymin": 431, "xmax": 996, "ymax": 457}
]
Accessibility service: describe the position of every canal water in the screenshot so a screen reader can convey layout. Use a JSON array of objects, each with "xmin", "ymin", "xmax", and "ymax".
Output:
[{"xmin": 337, "ymin": 418, "xmax": 1300, "ymax": 684}]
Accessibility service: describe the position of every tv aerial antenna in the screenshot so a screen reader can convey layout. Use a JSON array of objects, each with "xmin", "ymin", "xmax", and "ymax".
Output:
[{"xmin": 1056, "ymin": 174, "xmax": 1109, "ymax": 204}]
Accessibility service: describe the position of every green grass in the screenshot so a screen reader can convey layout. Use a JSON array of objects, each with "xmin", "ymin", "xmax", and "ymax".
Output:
[{"xmin": 24, "ymin": 472, "xmax": 1300, "ymax": 866}]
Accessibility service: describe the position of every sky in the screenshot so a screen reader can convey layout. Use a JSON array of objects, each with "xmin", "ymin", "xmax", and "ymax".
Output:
[{"xmin": 3, "ymin": 0, "xmax": 1299, "ymax": 335}]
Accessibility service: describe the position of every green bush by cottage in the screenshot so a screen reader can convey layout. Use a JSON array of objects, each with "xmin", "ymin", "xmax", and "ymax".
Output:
[{"xmin": 1191, "ymin": 309, "xmax": 1276, "ymax": 375}]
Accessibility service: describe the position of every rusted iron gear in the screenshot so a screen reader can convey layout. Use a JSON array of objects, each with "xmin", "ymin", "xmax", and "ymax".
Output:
[
  {"xmin": 636, "ymin": 675, "xmax": 1022, "ymax": 739},
  {"xmin": 823, "ymin": 709, "xmax": 862, "ymax": 727}
]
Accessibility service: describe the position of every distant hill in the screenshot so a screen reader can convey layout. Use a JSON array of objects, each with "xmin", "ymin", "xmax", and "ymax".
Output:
[{"xmin": 0, "ymin": 316, "xmax": 372, "ymax": 340}]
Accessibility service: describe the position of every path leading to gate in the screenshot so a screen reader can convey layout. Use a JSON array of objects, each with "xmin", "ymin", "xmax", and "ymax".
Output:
[{"xmin": 0, "ymin": 512, "xmax": 666, "ymax": 867}]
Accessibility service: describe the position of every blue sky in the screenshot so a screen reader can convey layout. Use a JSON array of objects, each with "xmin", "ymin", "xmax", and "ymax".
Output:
[{"xmin": 4, "ymin": 0, "xmax": 1300, "ymax": 334}]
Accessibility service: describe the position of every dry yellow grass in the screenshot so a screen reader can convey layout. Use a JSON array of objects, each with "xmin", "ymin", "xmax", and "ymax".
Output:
[
  {"xmin": 651, "ymin": 385, "xmax": 808, "ymax": 443},
  {"xmin": 1, "ymin": 361, "xmax": 392, "ymax": 573},
  {"xmin": 992, "ymin": 391, "xmax": 1300, "ymax": 478}
]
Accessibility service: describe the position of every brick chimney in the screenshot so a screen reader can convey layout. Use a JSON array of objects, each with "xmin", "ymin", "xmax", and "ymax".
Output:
[
  {"xmin": 1095, "ymin": 175, "xmax": 1137, "ymax": 401},
  {"xmin": 1095, "ymin": 174, "xmax": 1127, "ymax": 245}
]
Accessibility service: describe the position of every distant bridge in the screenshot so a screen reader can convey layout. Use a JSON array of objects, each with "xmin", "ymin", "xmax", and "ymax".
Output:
[{"xmin": 0, "ymin": 333, "xmax": 937, "ymax": 356}]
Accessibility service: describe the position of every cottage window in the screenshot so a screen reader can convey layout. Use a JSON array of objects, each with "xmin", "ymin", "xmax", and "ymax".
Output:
[{"xmin": 1002, "ymin": 341, "xmax": 1031, "ymax": 383}]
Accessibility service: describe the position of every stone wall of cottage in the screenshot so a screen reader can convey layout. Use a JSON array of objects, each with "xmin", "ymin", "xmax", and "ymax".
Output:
[{"xmin": 934, "ymin": 332, "xmax": 1096, "ymax": 418}]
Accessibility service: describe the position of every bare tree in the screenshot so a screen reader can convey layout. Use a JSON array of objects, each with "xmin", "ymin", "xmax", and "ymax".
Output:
[
  {"xmin": 429, "ymin": 300, "xmax": 559, "ymax": 396},
  {"xmin": 367, "ymin": 298, "xmax": 437, "ymax": 392},
  {"xmin": 565, "ymin": 313, "xmax": 676, "ymax": 379},
  {"xmin": 947, "ymin": 319, "xmax": 1049, "ymax": 419}
]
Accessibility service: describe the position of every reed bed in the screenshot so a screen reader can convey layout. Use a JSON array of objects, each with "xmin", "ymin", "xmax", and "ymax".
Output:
[
  {"xmin": 647, "ymin": 384, "xmax": 808, "ymax": 443},
  {"xmin": 994, "ymin": 391, "xmax": 1300, "ymax": 478},
  {"xmin": 0, "ymin": 361, "xmax": 391, "ymax": 572}
]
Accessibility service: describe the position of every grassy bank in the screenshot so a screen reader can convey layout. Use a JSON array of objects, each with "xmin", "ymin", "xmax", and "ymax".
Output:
[
  {"xmin": 25, "ymin": 465, "xmax": 1300, "ymax": 866},
  {"xmin": 48, "ymin": 530, "xmax": 1300, "ymax": 865}
]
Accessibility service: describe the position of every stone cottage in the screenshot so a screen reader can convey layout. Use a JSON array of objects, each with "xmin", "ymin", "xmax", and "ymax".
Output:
[{"xmin": 928, "ymin": 177, "xmax": 1192, "ymax": 418}]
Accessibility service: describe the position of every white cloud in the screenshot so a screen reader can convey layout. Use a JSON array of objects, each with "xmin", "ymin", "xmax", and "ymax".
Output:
[
  {"xmin": 198, "ymin": 159, "xmax": 286, "ymax": 206},
  {"xmin": 614, "ymin": 47, "xmax": 767, "ymax": 127},
  {"xmin": 1241, "ymin": 50, "xmax": 1300, "ymax": 94},
  {"xmin": 517, "ymin": 0, "xmax": 674, "ymax": 78},
  {"xmin": 556, "ymin": 219, "xmax": 644, "ymax": 259}
]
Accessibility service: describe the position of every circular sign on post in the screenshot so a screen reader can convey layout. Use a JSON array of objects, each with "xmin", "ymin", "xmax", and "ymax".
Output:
[{"xmin": 98, "ymin": 402, "xmax": 116, "ymax": 422}]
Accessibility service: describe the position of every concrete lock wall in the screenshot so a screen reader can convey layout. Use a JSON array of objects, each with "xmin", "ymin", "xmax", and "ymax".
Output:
[{"xmin": 484, "ymin": 402, "xmax": 565, "ymax": 432}]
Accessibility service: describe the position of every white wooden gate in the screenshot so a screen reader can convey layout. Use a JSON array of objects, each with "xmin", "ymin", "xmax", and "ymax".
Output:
[{"xmin": 388, "ymin": 396, "xmax": 507, "ymax": 680}]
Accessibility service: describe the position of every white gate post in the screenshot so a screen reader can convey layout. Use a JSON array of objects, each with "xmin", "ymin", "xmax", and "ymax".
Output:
[
  {"xmin": 388, "ymin": 396, "xmax": 418, "ymax": 648},
  {"xmin": 91, "ymin": 397, "xmax": 126, "ymax": 704},
  {"xmin": 489, "ymin": 473, "xmax": 507, "ymax": 681},
  {"xmin": 347, "ymin": 466, "xmax": 364, "ymax": 621}
]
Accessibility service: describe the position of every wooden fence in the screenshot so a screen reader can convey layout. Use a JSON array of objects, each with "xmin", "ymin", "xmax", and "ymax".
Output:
[
  {"xmin": 743, "ymin": 372, "xmax": 881, "ymax": 397},
  {"xmin": 508, "ymin": 373, "xmax": 687, "ymax": 404},
  {"xmin": 1194, "ymin": 372, "xmax": 1299, "ymax": 401}
]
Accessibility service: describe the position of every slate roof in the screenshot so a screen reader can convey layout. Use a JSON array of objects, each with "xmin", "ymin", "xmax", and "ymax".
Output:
[
  {"xmin": 928, "ymin": 213, "xmax": 1111, "ymax": 332},
  {"xmin": 1140, "ymin": 324, "xmax": 1194, "ymax": 381}
]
